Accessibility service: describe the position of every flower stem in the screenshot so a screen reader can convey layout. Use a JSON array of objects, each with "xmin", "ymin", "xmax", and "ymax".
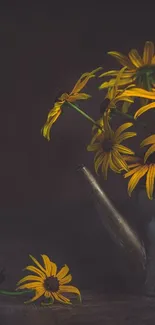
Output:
[
  {"xmin": 67, "ymin": 102, "xmax": 103, "ymax": 130},
  {"xmin": 0, "ymin": 289, "xmax": 33, "ymax": 296},
  {"xmin": 113, "ymin": 108, "xmax": 147, "ymax": 128}
]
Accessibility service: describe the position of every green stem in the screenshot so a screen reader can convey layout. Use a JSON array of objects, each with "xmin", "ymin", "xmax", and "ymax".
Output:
[
  {"xmin": 67, "ymin": 102, "xmax": 103, "ymax": 130},
  {"xmin": 0, "ymin": 289, "xmax": 33, "ymax": 296},
  {"xmin": 113, "ymin": 108, "xmax": 147, "ymax": 128}
]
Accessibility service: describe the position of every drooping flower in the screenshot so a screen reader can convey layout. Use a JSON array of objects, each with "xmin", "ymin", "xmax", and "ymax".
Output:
[
  {"xmin": 16, "ymin": 254, "xmax": 81, "ymax": 305},
  {"xmin": 87, "ymin": 114, "xmax": 136, "ymax": 179},
  {"xmin": 124, "ymin": 135, "xmax": 155, "ymax": 200},
  {"xmin": 41, "ymin": 67, "xmax": 102, "ymax": 140},
  {"xmin": 99, "ymin": 41, "xmax": 155, "ymax": 91}
]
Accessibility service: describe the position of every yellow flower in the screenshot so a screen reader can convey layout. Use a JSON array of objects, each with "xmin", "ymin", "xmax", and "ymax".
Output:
[
  {"xmin": 99, "ymin": 41, "xmax": 155, "ymax": 91},
  {"xmin": 42, "ymin": 67, "xmax": 102, "ymax": 140},
  {"xmin": 100, "ymin": 67, "xmax": 134, "ymax": 115},
  {"xmin": 16, "ymin": 254, "xmax": 81, "ymax": 305},
  {"xmin": 87, "ymin": 114, "xmax": 136, "ymax": 179},
  {"xmin": 121, "ymin": 87, "xmax": 155, "ymax": 119},
  {"xmin": 124, "ymin": 134, "xmax": 155, "ymax": 200}
]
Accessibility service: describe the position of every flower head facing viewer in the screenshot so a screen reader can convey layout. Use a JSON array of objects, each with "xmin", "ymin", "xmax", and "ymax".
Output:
[
  {"xmin": 87, "ymin": 114, "xmax": 136, "ymax": 179},
  {"xmin": 42, "ymin": 67, "xmax": 102, "ymax": 140},
  {"xmin": 99, "ymin": 41, "xmax": 155, "ymax": 91},
  {"xmin": 124, "ymin": 134, "xmax": 155, "ymax": 200},
  {"xmin": 16, "ymin": 254, "xmax": 81, "ymax": 305}
]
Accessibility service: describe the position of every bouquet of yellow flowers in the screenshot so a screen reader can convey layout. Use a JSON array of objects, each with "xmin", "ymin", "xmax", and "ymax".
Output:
[{"xmin": 42, "ymin": 41, "xmax": 155, "ymax": 200}]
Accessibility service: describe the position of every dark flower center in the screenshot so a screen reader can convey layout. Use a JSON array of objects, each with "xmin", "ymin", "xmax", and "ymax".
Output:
[
  {"xmin": 102, "ymin": 139, "xmax": 113, "ymax": 152},
  {"xmin": 44, "ymin": 276, "xmax": 59, "ymax": 292}
]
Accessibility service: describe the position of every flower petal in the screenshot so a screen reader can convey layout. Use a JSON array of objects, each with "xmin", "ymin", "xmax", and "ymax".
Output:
[
  {"xmin": 144, "ymin": 144, "xmax": 155, "ymax": 163},
  {"xmin": 103, "ymin": 114, "xmax": 113, "ymax": 138},
  {"xmin": 87, "ymin": 143, "xmax": 101, "ymax": 152},
  {"xmin": 17, "ymin": 275, "xmax": 43, "ymax": 286},
  {"xmin": 108, "ymin": 51, "xmax": 135, "ymax": 69},
  {"xmin": 101, "ymin": 152, "xmax": 110, "ymax": 179},
  {"xmin": 17, "ymin": 282, "xmax": 43, "ymax": 290},
  {"xmin": 25, "ymin": 266, "xmax": 46, "ymax": 279},
  {"xmin": 51, "ymin": 262, "xmax": 57, "ymax": 276},
  {"xmin": 41, "ymin": 108, "xmax": 62, "ymax": 140},
  {"xmin": 68, "ymin": 93, "xmax": 91, "ymax": 101},
  {"xmin": 123, "ymin": 88, "xmax": 155, "ymax": 100},
  {"xmin": 114, "ymin": 122, "xmax": 134, "ymax": 140},
  {"xmin": 99, "ymin": 70, "xmax": 119, "ymax": 77},
  {"xmin": 71, "ymin": 67, "xmax": 102, "ymax": 94},
  {"xmin": 112, "ymin": 150, "xmax": 129, "ymax": 172},
  {"xmin": 124, "ymin": 165, "xmax": 142, "ymax": 178},
  {"xmin": 29, "ymin": 255, "xmax": 46, "ymax": 273},
  {"xmin": 143, "ymin": 41, "xmax": 154, "ymax": 64},
  {"xmin": 123, "ymin": 155, "xmax": 141, "ymax": 163},
  {"xmin": 148, "ymin": 166, "xmax": 155, "ymax": 201},
  {"xmin": 99, "ymin": 78, "xmax": 133, "ymax": 90},
  {"xmin": 121, "ymin": 101, "xmax": 133, "ymax": 113},
  {"xmin": 146, "ymin": 164, "xmax": 155, "ymax": 199},
  {"xmin": 140, "ymin": 135, "xmax": 155, "ymax": 147},
  {"xmin": 115, "ymin": 144, "xmax": 134, "ymax": 155},
  {"xmin": 127, "ymin": 166, "xmax": 148, "ymax": 196},
  {"xmin": 59, "ymin": 285, "xmax": 81, "ymax": 299},
  {"xmin": 134, "ymin": 102, "xmax": 155, "ymax": 119},
  {"xmin": 24, "ymin": 288, "xmax": 45, "ymax": 304},
  {"xmin": 60, "ymin": 274, "xmax": 72, "ymax": 285},
  {"xmin": 94, "ymin": 153, "xmax": 105, "ymax": 174},
  {"xmin": 128, "ymin": 49, "xmax": 143, "ymax": 68},
  {"xmin": 57, "ymin": 265, "xmax": 70, "ymax": 280},
  {"xmin": 52, "ymin": 292, "xmax": 72, "ymax": 304},
  {"xmin": 116, "ymin": 131, "xmax": 137, "ymax": 144},
  {"xmin": 109, "ymin": 155, "xmax": 121, "ymax": 173},
  {"xmin": 41, "ymin": 255, "xmax": 52, "ymax": 277}
]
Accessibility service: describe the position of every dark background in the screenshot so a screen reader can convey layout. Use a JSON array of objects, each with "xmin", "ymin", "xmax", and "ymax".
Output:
[{"xmin": 0, "ymin": 2, "xmax": 155, "ymax": 294}]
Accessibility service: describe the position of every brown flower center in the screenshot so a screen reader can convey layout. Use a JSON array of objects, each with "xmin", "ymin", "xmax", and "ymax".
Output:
[
  {"xmin": 102, "ymin": 139, "xmax": 113, "ymax": 152},
  {"xmin": 44, "ymin": 276, "xmax": 59, "ymax": 292}
]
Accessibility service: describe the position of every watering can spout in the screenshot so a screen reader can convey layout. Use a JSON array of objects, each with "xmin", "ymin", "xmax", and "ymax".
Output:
[{"xmin": 78, "ymin": 165, "xmax": 146, "ymax": 272}]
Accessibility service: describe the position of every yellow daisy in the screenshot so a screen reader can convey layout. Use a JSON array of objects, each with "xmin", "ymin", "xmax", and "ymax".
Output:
[
  {"xmin": 124, "ymin": 135, "xmax": 155, "ymax": 200},
  {"xmin": 41, "ymin": 67, "xmax": 102, "ymax": 140},
  {"xmin": 16, "ymin": 254, "xmax": 81, "ymax": 305},
  {"xmin": 99, "ymin": 41, "xmax": 155, "ymax": 91},
  {"xmin": 87, "ymin": 114, "xmax": 136, "ymax": 179}
]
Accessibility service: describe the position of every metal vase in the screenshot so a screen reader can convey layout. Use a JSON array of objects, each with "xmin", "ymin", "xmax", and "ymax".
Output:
[{"xmin": 78, "ymin": 165, "xmax": 146, "ymax": 273}]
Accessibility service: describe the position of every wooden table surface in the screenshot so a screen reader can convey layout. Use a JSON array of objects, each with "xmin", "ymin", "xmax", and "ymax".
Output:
[{"xmin": 0, "ymin": 292, "xmax": 155, "ymax": 325}]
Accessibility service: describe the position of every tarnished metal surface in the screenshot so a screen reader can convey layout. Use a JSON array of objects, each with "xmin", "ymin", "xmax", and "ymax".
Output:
[{"xmin": 79, "ymin": 166, "xmax": 146, "ymax": 271}]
